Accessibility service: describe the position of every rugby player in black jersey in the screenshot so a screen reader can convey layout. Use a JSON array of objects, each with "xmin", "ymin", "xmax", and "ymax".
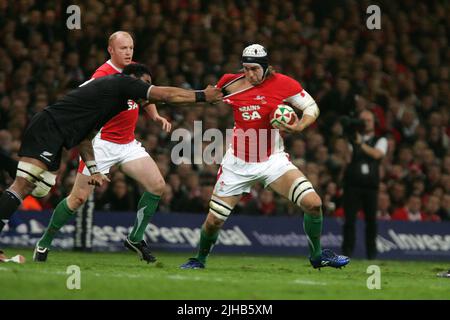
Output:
[{"xmin": 0, "ymin": 64, "xmax": 222, "ymax": 239}]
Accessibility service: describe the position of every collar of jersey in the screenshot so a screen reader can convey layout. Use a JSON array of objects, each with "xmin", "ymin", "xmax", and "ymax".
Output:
[
  {"xmin": 222, "ymin": 75, "xmax": 258, "ymax": 99},
  {"xmin": 107, "ymin": 59, "xmax": 123, "ymax": 73}
]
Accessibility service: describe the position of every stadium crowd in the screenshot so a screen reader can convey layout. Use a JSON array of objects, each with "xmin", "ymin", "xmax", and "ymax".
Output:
[{"xmin": 0, "ymin": 0, "xmax": 448, "ymax": 222}]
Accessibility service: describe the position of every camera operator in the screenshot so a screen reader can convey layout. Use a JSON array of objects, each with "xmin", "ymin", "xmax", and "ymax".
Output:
[{"xmin": 341, "ymin": 109, "xmax": 387, "ymax": 260}]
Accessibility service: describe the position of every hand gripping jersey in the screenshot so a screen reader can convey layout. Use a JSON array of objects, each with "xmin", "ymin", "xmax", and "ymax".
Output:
[
  {"xmin": 91, "ymin": 60, "xmax": 140, "ymax": 144},
  {"xmin": 217, "ymin": 73, "xmax": 304, "ymax": 162}
]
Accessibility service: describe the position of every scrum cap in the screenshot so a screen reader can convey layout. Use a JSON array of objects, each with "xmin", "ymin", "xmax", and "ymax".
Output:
[{"xmin": 242, "ymin": 44, "xmax": 269, "ymax": 77}]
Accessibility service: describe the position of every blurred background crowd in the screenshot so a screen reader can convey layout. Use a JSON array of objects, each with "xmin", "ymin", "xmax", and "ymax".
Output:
[{"xmin": 0, "ymin": 0, "xmax": 448, "ymax": 222}]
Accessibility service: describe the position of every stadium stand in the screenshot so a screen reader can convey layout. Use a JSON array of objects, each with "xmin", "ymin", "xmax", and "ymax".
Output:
[{"xmin": 0, "ymin": 0, "xmax": 448, "ymax": 222}]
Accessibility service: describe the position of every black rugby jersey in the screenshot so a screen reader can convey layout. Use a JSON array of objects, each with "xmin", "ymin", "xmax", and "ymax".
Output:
[{"xmin": 43, "ymin": 74, "xmax": 150, "ymax": 149}]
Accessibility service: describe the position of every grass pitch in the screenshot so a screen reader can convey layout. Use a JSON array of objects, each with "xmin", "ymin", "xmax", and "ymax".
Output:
[{"xmin": 0, "ymin": 249, "xmax": 449, "ymax": 300}]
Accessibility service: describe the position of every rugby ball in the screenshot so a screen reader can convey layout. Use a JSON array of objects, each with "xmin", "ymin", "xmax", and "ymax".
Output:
[{"xmin": 270, "ymin": 104, "xmax": 296, "ymax": 128}]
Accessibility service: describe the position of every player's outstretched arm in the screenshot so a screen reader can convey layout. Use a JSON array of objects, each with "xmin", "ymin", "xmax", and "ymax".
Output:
[{"xmin": 147, "ymin": 85, "xmax": 222, "ymax": 104}]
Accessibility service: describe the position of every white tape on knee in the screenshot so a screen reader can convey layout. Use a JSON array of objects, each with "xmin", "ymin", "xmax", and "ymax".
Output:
[
  {"xmin": 16, "ymin": 162, "xmax": 45, "ymax": 184},
  {"xmin": 289, "ymin": 177, "xmax": 315, "ymax": 206},
  {"xmin": 31, "ymin": 171, "xmax": 57, "ymax": 198},
  {"xmin": 209, "ymin": 196, "xmax": 233, "ymax": 221}
]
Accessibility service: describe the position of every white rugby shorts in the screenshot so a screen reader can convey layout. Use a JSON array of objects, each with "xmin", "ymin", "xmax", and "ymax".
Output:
[
  {"xmin": 213, "ymin": 149, "xmax": 297, "ymax": 197},
  {"xmin": 78, "ymin": 136, "xmax": 149, "ymax": 175}
]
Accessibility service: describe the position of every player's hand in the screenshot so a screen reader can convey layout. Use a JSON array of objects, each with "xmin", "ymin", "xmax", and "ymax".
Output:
[
  {"xmin": 154, "ymin": 115, "xmax": 172, "ymax": 132},
  {"xmin": 279, "ymin": 113, "xmax": 303, "ymax": 133},
  {"xmin": 88, "ymin": 172, "xmax": 110, "ymax": 186},
  {"xmin": 204, "ymin": 85, "xmax": 223, "ymax": 103}
]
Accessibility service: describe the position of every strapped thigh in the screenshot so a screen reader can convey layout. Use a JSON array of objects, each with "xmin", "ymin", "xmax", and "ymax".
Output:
[
  {"xmin": 32, "ymin": 171, "xmax": 57, "ymax": 198},
  {"xmin": 16, "ymin": 161, "xmax": 45, "ymax": 184},
  {"xmin": 209, "ymin": 195, "xmax": 233, "ymax": 221},
  {"xmin": 16, "ymin": 161, "xmax": 56, "ymax": 198},
  {"xmin": 289, "ymin": 177, "xmax": 315, "ymax": 206}
]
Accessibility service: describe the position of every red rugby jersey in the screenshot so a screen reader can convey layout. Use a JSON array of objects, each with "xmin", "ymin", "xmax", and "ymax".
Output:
[
  {"xmin": 91, "ymin": 60, "xmax": 139, "ymax": 144},
  {"xmin": 217, "ymin": 73, "xmax": 303, "ymax": 162}
]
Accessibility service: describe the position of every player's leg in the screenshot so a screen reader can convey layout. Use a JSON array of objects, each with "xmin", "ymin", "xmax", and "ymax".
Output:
[
  {"xmin": 36, "ymin": 173, "xmax": 95, "ymax": 255},
  {"xmin": 198, "ymin": 195, "xmax": 241, "ymax": 262},
  {"xmin": 181, "ymin": 151, "xmax": 250, "ymax": 269},
  {"xmin": 121, "ymin": 155, "xmax": 164, "ymax": 242},
  {"xmin": 181, "ymin": 194, "xmax": 242, "ymax": 269},
  {"xmin": 268, "ymin": 165, "xmax": 349, "ymax": 269},
  {"xmin": 268, "ymin": 169, "xmax": 323, "ymax": 258},
  {"xmin": 120, "ymin": 156, "xmax": 162, "ymax": 263},
  {"xmin": 36, "ymin": 136, "xmax": 115, "ymax": 260},
  {"xmin": 0, "ymin": 157, "xmax": 47, "ymax": 233}
]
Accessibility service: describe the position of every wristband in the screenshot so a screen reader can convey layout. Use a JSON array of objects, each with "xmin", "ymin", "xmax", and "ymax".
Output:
[
  {"xmin": 85, "ymin": 160, "xmax": 99, "ymax": 175},
  {"xmin": 195, "ymin": 91, "xmax": 206, "ymax": 102}
]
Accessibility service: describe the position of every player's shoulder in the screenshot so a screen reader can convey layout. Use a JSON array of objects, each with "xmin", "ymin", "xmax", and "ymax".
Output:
[
  {"xmin": 273, "ymin": 73, "xmax": 301, "ymax": 86},
  {"xmin": 217, "ymin": 73, "xmax": 245, "ymax": 88},
  {"xmin": 91, "ymin": 61, "xmax": 120, "ymax": 78},
  {"xmin": 271, "ymin": 73, "xmax": 303, "ymax": 94}
]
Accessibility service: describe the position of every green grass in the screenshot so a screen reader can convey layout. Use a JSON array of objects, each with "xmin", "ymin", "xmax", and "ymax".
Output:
[{"xmin": 1, "ymin": 249, "xmax": 449, "ymax": 300}]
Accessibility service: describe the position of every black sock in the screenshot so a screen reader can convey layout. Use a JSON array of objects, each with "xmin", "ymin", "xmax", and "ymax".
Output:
[{"xmin": 0, "ymin": 190, "xmax": 22, "ymax": 233}]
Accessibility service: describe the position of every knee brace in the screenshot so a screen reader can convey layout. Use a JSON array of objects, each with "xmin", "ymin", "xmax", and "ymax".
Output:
[
  {"xmin": 289, "ymin": 177, "xmax": 315, "ymax": 206},
  {"xmin": 209, "ymin": 195, "xmax": 233, "ymax": 221},
  {"xmin": 16, "ymin": 161, "xmax": 45, "ymax": 184},
  {"xmin": 16, "ymin": 161, "xmax": 56, "ymax": 198},
  {"xmin": 32, "ymin": 171, "xmax": 57, "ymax": 198}
]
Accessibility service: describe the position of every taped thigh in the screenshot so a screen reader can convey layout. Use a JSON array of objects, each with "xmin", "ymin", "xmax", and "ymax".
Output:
[
  {"xmin": 32, "ymin": 171, "xmax": 57, "ymax": 198},
  {"xmin": 16, "ymin": 161, "xmax": 45, "ymax": 184},
  {"xmin": 289, "ymin": 177, "xmax": 315, "ymax": 206},
  {"xmin": 209, "ymin": 195, "xmax": 233, "ymax": 221}
]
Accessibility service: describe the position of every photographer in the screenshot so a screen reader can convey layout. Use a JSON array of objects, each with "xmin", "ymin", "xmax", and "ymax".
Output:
[{"xmin": 341, "ymin": 109, "xmax": 388, "ymax": 260}]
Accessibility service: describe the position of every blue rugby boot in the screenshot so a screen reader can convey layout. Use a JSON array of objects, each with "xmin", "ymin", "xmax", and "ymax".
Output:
[
  {"xmin": 180, "ymin": 258, "xmax": 205, "ymax": 269},
  {"xmin": 310, "ymin": 249, "xmax": 350, "ymax": 270}
]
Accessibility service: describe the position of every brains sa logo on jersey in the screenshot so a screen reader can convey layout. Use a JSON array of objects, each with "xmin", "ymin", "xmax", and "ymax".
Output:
[{"xmin": 127, "ymin": 99, "xmax": 138, "ymax": 110}]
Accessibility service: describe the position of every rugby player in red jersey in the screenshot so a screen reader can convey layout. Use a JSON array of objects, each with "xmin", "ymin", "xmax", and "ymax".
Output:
[
  {"xmin": 34, "ymin": 32, "xmax": 193, "ymax": 263},
  {"xmin": 181, "ymin": 44, "xmax": 349, "ymax": 270}
]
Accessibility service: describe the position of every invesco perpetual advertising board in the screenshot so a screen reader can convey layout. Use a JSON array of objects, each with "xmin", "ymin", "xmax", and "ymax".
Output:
[{"xmin": 1, "ymin": 211, "xmax": 450, "ymax": 261}]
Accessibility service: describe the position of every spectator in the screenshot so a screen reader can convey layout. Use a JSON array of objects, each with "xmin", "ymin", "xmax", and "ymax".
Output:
[
  {"xmin": 98, "ymin": 178, "xmax": 136, "ymax": 212},
  {"xmin": 242, "ymin": 189, "xmax": 277, "ymax": 216},
  {"xmin": 0, "ymin": 0, "xmax": 447, "ymax": 219},
  {"xmin": 438, "ymin": 194, "xmax": 450, "ymax": 221},
  {"xmin": 377, "ymin": 192, "xmax": 392, "ymax": 221},
  {"xmin": 188, "ymin": 185, "xmax": 215, "ymax": 214},
  {"xmin": 422, "ymin": 195, "xmax": 442, "ymax": 222},
  {"xmin": 392, "ymin": 195, "xmax": 423, "ymax": 222},
  {"xmin": 389, "ymin": 181, "xmax": 408, "ymax": 209}
]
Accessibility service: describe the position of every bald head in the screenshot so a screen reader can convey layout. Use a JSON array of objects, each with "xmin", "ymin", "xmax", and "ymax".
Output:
[
  {"xmin": 108, "ymin": 31, "xmax": 134, "ymax": 69},
  {"xmin": 108, "ymin": 31, "xmax": 132, "ymax": 46}
]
